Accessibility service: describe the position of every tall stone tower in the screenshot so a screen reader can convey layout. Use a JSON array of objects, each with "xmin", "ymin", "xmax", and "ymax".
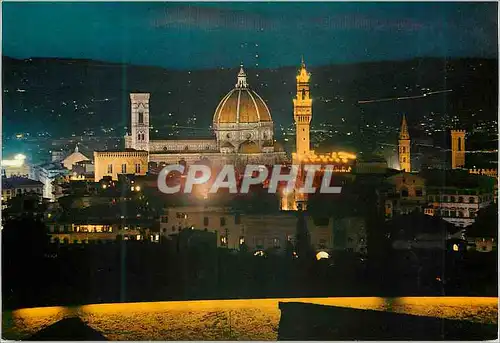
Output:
[
  {"xmin": 398, "ymin": 114, "xmax": 411, "ymax": 172},
  {"xmin": 130, "ymin": 93, "xmax": 150, "ymax": 152},
  {"xmin": 451, "ymin": 130, "xmax": 466, "ymax": 169},
  {"xmin": 293, "ymin": 58, "xmax": 312, "ymax": 158}
]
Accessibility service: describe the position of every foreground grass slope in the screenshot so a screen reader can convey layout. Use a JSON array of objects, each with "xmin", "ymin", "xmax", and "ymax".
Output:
[{"xmin": 3, "ymin": 297, "xmax": 498, "ymax": 340}]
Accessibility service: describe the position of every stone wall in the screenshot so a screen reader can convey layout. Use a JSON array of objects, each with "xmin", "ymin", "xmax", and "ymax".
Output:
[
  {"xmin": 149, "ymin": 139, "xmax": 218, "ymax": 153},
  {"xmin": 94, "ymin": 151, "xmax": 149, "ymax": 181}
]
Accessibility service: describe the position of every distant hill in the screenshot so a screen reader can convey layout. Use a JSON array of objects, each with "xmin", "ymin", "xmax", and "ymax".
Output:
[{"xmin": 3, "ymin": 56, "xmax": 497, "ymax": 139}]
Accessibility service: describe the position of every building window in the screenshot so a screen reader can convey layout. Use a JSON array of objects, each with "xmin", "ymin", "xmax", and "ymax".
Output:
[
  {"xmin": 239, "ymin": 236, "xmax": 245, "ymax": 245},
  {"xmin": 121, "ymin": 164, "xmax": 127, "ymax": 174},
  {"xmin": 273, "ymin": 238, "xmax": 280, "ymax": 248},
  {"xmin": 451, "ymin": 196, "xmax": 456, "ymax": 202},
  {"xmin": 415, "ymin": 189, "xmax": 423, "ymax": 197},
  {"xmin": 135, "ymin": 163, "xmax": 141, "ymax": 174},
  {"xmin": 107, "ymin": 164, "xmax": 113, "ymax": 174},
  {"xmin": 204, "ymin": 217, "xmax": 209, "ymax": 226},
  {"xmin": 220, "ymin": 235, "xmax": 227, "ymax": 246},
  {"xmin": 220, "ymin": 217, "xmax": 226, "ymax": 226},
  {"xmin": 138, "ymin": 111, "xmax": 144, "ymax": 124},
  {"xmin": 458, "ymin": 196, "xmax": 464, "ymax": 203},
  {"xmin": 469, "ymin": 197, "xmax": 475, "ymax": 203},
  {"xmin": 401, "ymin": 188, "xmax": 409, "ymax": 197},
  {"xmin": 176, "ymin": 212, "xmax": 187, "ymax": 219}
]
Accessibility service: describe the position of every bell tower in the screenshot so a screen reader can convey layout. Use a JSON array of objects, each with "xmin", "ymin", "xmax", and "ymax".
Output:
[
  {"xmin": 293, "ymin": 57, "xmax": 312, "ymax": 159},
  {"xmin": 398, "ymin": 114, "xmax": 411, "ymax": 172},
  {"xmin": 130, "ymin": 93, "xmax": 150, "ymax": 152},
  {"xmin": 451, "ymin": 130, "xmax": 466, "ymax": 169}
]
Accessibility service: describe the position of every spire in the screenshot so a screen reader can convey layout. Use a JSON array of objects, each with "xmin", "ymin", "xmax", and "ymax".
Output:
[
  {"xmin": 235, "ymin": 64, "xmax": 248, "ymax": 88},
  {"xmin": 297, "ymin": 57, "xmax": 310, "ymax": 83},
  {"xmin": 74, "ymin": 144, "xmax": 79, "ymax": 153},
  {"xmin": 399, "ymin": 114, "xmax": 410, "ymax": 140}
]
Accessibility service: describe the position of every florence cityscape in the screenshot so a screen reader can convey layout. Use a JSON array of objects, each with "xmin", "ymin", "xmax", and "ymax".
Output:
[{"xmin": 1, "ymin": 1, "xmax": 498, "ymax": 340}]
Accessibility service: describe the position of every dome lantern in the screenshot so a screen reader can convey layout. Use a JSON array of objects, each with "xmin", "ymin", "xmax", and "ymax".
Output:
[{"xmin": 235, "ymin": 64, "xmax": 248, "ymax": 88}]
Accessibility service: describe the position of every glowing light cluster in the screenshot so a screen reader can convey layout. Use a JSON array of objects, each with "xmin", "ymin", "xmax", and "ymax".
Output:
[
  {"xmin": 292, "ymin": 151, "xmax": 356, "ymax": 164},
  {"xmin": 2, "ymin": 154, "xmax": 27, "ymax": 167}
]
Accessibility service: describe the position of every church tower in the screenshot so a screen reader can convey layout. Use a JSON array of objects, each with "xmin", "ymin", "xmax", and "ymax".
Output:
[
  {"xmin": 398, "ymin": 114, "xmax": 411, "ymax": 172},
  {"xmin": 293, "ymin": 58, "xmax": 312, "ymax": 158},
  {"xmin": 451, "ymin": 130, "xmax": 466, "ymax": 169},
  {"xmin": 130, "ymin": 93, "xmax": 150, "ymax": 152}
]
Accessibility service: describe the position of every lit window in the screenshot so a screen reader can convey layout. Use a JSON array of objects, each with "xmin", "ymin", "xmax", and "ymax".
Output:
[
  {"xmin": 220, "ymin": 235, "xmax": 227, "ymax": 245},
  {"xmin": 107, "ymin": 164, "xmax": 113, "ymax": 174},
  {"xmin": 239, "ymin": 236, "xmax": 245, "ymax": 245},
  {"xmin": 135, "ymin": 163, "xmax": 141, "ymax": 174}
]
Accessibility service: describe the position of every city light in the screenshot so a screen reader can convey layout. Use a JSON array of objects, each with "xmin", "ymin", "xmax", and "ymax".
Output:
[
  {"xmin": 2, "ymin": 154, "xmax": 26, "ymax": 167},
  {"xmin": 316, "ymin": 251, "xmax": 330, "ymax": 260}
]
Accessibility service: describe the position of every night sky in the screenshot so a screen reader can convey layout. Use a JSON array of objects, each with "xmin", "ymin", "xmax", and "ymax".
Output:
[{"xmin": 3, "ymin": 2, "xmax": 498, "ymax": 69}]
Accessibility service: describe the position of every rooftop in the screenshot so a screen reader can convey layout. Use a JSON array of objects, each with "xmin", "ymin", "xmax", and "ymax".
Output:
[{"xmin": 2, "ymin": 177, "xmax": 43, "ymax": 189}]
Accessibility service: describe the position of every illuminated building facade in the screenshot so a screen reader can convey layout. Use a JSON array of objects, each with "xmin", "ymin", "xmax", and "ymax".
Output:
[
  {"xmin": 62, "ymin": 145, "xmax": 90, "ymax": 170},
  {"xmin": 124, "ymin": 66, "xmax": 287, "ymax": 168},
  {"xmin": 1, "ymin": 154, "xmax": 30, "ymax": 178},
  {"xmin": 425, "ymin": 187, "xmax": 493, "ymax": 228},
  {"xmin": 94, "ymin": 150, "xmax": 148, "ymax": 181},
  {"xmin": 159, "ymin": 206, "xmax": 333, "ymax": 254},
  {"xmin": 30, "ymin": 161, "xmax": 69, "ymax": 201},
  {"xmin": 398, "ymin": 114, "xmax": 411, "ymax": 172},
  {"xmin": 384, "ymin": 172, "xmax": 427, "ymax": 218},
  {"xmin": 47, "ymin": 222, "xmax": 152, "ymax": 244},
  {"xmin": 451, "ymin": 130, "xmax": 466, "ymax": 169}
]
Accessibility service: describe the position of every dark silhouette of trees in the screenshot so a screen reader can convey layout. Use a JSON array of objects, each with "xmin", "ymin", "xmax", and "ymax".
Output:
[{"xmin": 2, "ymin": 209, "xmax": 51, "ymax": 309}]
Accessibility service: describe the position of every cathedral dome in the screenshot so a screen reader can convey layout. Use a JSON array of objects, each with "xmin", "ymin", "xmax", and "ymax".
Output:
[
  {"xmin": 239, "ymin": 140, "xmax": 260, "ymax": 154},
  {"xmin": 213, "ymin": 66, "xmax": 272, "ymax": 124}
]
